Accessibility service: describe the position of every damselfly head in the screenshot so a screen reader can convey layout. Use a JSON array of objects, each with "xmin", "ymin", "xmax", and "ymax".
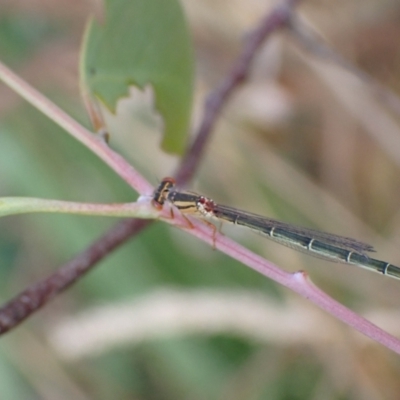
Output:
[{"xmin": 152, "ymin": 177, "xmax": 176, "ymax": 208}]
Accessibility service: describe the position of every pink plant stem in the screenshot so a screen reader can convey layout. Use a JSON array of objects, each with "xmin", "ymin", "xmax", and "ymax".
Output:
[
  {"xmin": 0, "ymin": 61, "xmax": 152, "ymax": 196},
  {"xmin": 171, "ymin": 212, "xmax": 400, "ymax": 354}
]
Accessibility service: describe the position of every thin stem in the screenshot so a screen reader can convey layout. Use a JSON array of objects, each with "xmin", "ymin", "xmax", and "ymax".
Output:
[
  {"xmin": 164, "ymin": 212, "xmax": 400, "ymax": 354},
  {"xmin": 0, "ymin": 1, "xmax": 303, "ymax": 334},
  {"xmin": 0, "ymin": 197, "xmax": 157, "ymax": 219},
  {"xmin": 0, "ymin": 218, "xmax": 150, "ymax": 334},
  {"xmin": 0, "ymin": 61, "xmax": 152, "ymax": 196},
  {"xmin": 175, "ymin": 0, "xmax": 303, "ymax": 185}
]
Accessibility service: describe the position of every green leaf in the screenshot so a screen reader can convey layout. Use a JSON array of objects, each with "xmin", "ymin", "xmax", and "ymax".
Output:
[{"xmin": 80, "ymin": 0, "xmax": 194, "ymax": 154}]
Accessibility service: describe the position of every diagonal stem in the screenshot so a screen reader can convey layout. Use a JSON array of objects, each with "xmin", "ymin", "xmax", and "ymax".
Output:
[
  {"xmin": 0, "ymin": 219, "xmax": 150, "ymax": 334},
  {"xmin": 176, "ymin": 0, "xmax": 302, "ymax": 185},
  {"xmin": 0, "ymin": 0, "xmax": 303, "ymax": 334}
]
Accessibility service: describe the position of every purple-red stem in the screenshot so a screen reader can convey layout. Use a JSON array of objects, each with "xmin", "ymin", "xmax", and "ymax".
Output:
[
  {"xmin": 0, "ymin": 0, "xmax": 326, "ymax": 340},
  {"xmin": 176, "ymin": 0, "xmax": 301, "ymax": 185},
  {"xmin": 0, "ymin": 219, "xmax": 149, "ymax": 334}
]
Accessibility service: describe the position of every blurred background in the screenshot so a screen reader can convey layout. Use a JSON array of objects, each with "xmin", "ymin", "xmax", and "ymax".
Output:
[{"xmin": 1, "ymin": 0, "xmax": 400, "ymax": 399}]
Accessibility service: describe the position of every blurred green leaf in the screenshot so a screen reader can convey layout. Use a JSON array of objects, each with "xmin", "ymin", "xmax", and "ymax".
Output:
[
  {"xmin": 81, "ymin": 0, "xmax": 194, "ymax": 154},
  {"xmin": 0, "ymin": 14, "xmax": 53, "ymax": 64}
]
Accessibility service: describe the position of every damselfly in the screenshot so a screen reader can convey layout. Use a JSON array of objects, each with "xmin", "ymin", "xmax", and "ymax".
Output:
[{"xmin": 152, "ymin": 177, "xmax": 400, "ymax": 280}]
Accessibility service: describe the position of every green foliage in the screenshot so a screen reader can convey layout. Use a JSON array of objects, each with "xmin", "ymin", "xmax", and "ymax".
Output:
[{"xmin": 81, "ymin": 0, "xmax": 194, "ymax": 154}]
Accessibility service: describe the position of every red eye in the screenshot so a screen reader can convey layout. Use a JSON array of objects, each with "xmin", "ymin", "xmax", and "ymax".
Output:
[{"xmin": 161, "ymin": 177, "xmax": 176, "ymax": 188}]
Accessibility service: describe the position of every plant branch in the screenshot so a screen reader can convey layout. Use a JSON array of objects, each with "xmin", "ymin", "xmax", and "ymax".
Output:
[
  {"xmin": 0, "ymin": 0, "xmax": 395, "ymax": 353},
  {"xmin": 0, "ymin": 218, "xmax": 150, "ymax": 334},
  {"xmin": 0, "ymin": 1, "xmax": 303, "ymax": 334},
  {"xmin": 0, "ymin": 61, "xmax": 152, "ymax": 196},
  {"xmin": 0, "ymin": 197, "xmax": 157, "ymax": 219},
  {"xmin": 175, "ymin": 0, "xmax": 303, "ymax": 185},
  {"xmin": 8, "ymin": 0, "xmax": 397, "ymax": 355},
  {"xmin": 162, "ymin": 211, "xmax": 400, "ymax": 354}
]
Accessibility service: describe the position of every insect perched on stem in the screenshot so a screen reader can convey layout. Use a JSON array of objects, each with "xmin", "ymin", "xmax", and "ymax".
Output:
[{"xmin": 152, "ymin": 177, "xmax": 400, "ymax": 280}]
